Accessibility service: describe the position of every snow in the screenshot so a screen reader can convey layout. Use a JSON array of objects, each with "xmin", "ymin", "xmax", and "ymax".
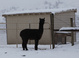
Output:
[
  {"xmin": 55, "ymin": 31, "xmax": 71, "ymax": 34},
  {"xmin": 0, "ymin": 31, "xmax": 7, "ymax": 45},
  {"xmin": 0, "ymin": 0, "xmax": 79, "ymax": 22},
  {"xmin": 0, "ymin": 32, "xmax": 79, "ymax": 58},
  {"xmin": 60, "ymin": 27, "xmax": 79, "ymax": 31},
  {"xmin": 0, "ymin": 0, "xmax": 79, "ymax": 58},
  {"xmin": 0, "ymin": 43, "xmax": 79, "ymax": 58},
  {"xmin": 3, "ymin": 8, "xmax": 76, "ymax": 15}
]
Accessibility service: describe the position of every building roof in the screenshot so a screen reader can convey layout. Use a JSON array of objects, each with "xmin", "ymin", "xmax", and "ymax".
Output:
[{"xmin": 2, "ymin": 8, "xmax": 77, "ymax": 16}]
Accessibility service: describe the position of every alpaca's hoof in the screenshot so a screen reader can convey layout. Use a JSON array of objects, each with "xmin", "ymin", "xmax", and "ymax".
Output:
[
  {"xmin": 35, "ymin": 48, "xmax": 38, "ymax": 50},
  {"xmin": 26, "ymin": 48, "xmax": 28, "ymax": 50},
  {"xmin": 35, "ymin": 49, "xmax": 38, "ymax": 50},
  {"xmin": 23, "ymin": 48, "xmax": 25, "ymax": 50}
]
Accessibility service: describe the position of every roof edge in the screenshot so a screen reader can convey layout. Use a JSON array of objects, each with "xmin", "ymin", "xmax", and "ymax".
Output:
[
  {"xmin": 2, "ymin": 9, "xmax": 77, "ymax": 17},
  {"xmin": 55, "ymin": 9, "xmax": 77, "ymax": 14},
  {"xmin": 2, "ymin": 12, "xmax": 52, "ymax": 17}
]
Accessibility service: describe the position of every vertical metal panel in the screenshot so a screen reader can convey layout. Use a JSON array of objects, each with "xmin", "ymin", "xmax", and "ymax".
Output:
[
  {"xmin": 6, "ymin": 13, "xmax": 52, "ymax": 44},
  {"xmin": 7, "ymin": 30, "xmax": 16, "ymax": 44},
  {"xmin": 54, "ymin": 12, "xmax": 76, "ymax": 43},
  {"xmin": 6, "ymin": 11, "xmax": 76, "ymax": 44},
  {"xmin": 39, "ymin": 30, "xmax": 52, "ymax": 44},
  {"xmin": 17, "ymin": 24, "xmax": 29, "ymax": 29},
  {"xmin": 54, "ymin": 12, "xmax": 75, "ymax": 29},
  {"xmin": 7, "ymin": 24, "xmax": 16, "ymax": 29}
]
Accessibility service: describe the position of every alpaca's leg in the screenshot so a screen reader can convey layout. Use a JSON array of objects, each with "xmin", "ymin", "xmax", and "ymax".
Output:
[
  {"xmin": 35, "ymin": 40, "xmax": 39, "ymax": 50},
  {"xmin": 22, "ymin": 41, "xmax": 25, "ymax": 50},
  {"xmin": 25, "ymin": 39, "xmax": 28, "ymax": 50}
]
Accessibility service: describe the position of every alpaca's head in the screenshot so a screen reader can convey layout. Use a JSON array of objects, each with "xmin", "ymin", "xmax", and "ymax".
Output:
[{"xmin": 39, "ymin": 18, "xmax": 45, "ymax": 24}]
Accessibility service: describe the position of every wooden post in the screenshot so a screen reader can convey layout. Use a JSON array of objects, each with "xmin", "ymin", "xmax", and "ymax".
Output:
[
  {"xmin": 50, "ymin": 13, "xmax": 55, "ymax": 49},
  {"xmin": 16, "ymin": 23, "xmax": 18, "ymax": 48},
  {"xmin": 70, "ymin": 18, "xmax": 74, "ymax": 46},
  {"xmin": 65, "ymin": 36, "xmax": 66, "ymax": 44}
]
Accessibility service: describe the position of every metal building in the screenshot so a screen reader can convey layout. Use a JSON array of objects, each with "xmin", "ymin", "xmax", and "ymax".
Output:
[{"xmin": 2, "ymin": 9, "xmax": 77, "ymax": 44}]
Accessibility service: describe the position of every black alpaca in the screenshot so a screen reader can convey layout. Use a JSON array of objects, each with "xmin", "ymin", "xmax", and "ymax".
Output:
[{"xmin": 20, "ymin": 18, "xmax": 45, "ymax": 50}]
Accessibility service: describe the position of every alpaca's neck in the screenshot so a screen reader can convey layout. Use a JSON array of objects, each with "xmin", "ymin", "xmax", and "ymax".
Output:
[{"xmin": 39, "ymin": 23, "xmax": 44, "ymax": 32}]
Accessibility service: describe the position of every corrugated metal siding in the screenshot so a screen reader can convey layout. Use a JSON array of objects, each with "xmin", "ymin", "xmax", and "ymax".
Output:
[
  {"xmin": 54, "ymin": 12, "xmax": 76, "ymax": 42},
  {"xmin": 54, "ymin": 12, "xmax": 75, "ymax": 29},
  {"xmin": 6, "ymin": 11, "xmax": 76, "ymax": 44},
  {"xmin": 6, "ymin": 14, "xmax": 52, "ymax": 44}
]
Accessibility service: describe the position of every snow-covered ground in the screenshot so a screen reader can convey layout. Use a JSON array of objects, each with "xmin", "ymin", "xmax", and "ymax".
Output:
[
  {"xmin": 0, "ymin": 31, "xmax": 7, "ymax": 45},
  {"xmin": 0, "ymin": 43, "xmax": 79, "ymax": 58},
  {"xmin": 0, "ymin": 32, "xmax": 79, "ymax": 58}
]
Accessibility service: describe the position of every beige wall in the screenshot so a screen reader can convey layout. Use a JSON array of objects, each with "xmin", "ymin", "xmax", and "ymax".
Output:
[
  {"xmin": 6, "ymin": 13, "xmax": 52, "ymax": 44},
  {"xmin": 6, "ymin": 11, "xmax": 76, "ymax": 44},
  {"xmin": 54, "ymin": 11, "xmax": 76, "ymax": 42},
  {"xmin": 54, "ymin": 11, "xmax": 75, "ymax": 29}
]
